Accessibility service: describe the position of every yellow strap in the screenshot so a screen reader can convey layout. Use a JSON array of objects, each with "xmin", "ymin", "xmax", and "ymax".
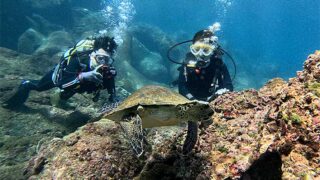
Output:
[{"xmin": 66, "ymin": 40, "xmax": 94, "ymax": 65}]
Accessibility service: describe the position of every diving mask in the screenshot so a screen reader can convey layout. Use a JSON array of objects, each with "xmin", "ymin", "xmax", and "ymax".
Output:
[
  {"xmin": 95, "ymin": 53, "xmax": 114, "ymax": 65},
  {"xmin": 190, "ymin": 42, "xmax": 216, "ymax": 57}
]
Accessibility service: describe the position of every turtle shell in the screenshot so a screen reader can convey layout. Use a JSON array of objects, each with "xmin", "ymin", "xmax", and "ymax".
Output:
[{"xmin": 111, "ymin": 85, "xmax": 190, "ymax": 113}]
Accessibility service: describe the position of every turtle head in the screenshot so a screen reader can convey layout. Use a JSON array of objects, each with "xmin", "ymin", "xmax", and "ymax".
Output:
[{"xmin": 177, "ymin": 101, "xmax": 213, "ymax": 123}]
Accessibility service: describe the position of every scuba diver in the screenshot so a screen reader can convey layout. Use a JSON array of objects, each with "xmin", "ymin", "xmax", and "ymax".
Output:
[
  {"xmin": 167, "ymin": 23, "xmax": 234, "ymax": 154},
  {"xmin": 4, "ymin": 35, "xmax": 118, "ymax": 109},
  {"xmin": 177, "ymin": 25, "xmax": 233, "ymax": 102}
]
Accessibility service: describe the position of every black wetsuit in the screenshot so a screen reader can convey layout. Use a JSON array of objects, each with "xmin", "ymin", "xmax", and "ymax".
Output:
[
  {"xmin": 178, "ymin": 52, "xmax": 233, "ymax": 101},
  {"xmin": 4, "ymin": 53, "xmax": 116, "ymax": 107},
  {"xmin": 53, "ymin": 53, "xmax": 116, "ymax": 100}
]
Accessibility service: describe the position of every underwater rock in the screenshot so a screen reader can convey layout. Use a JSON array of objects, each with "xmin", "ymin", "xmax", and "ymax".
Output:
[
  {"xmin": 130, "ymin": 24, "xmax": 182, "ymax": 82},
  {"xmin": 130, "ymin": 24, "xmax": 176, "ymax": 61},
  {"xmin": 139, "ymin": 53, "xmax": 168, "ymax": 81},
  {"xmin": 15, "ymin": 30, "xmax": 73, "ymax": 75},
  {"xmin": 71, "ymin": 10, "xmax": 106, "ymax": 39},
  {"xmin": 0, "ymin": 47, "xmax": 114, "ymax": 179},
  {"xmin": 131, "ymin": 37, "xmax": 169, "ymax": 82},
  {"xmin": 24, "ymin": 119, "xmax": 183, "ymax": 179},
  {"xmin": 114, "ymin": 33, "xmax": 157, "ymax": 92},
  {"xmin": 26, "ymin": 14, "xmax": 63, "ymax": 36},
  {"xmin": 34, "ymin": 30, "xmax": 74, "ymax": 57},
  {"xmin": 24, "ymin": 51, "xmax": 320, "ymax": 179},
  {"xmin": 24, "ymin": 0, "xmax": 70, "ymax": 9},
  {"xmin": 17, "ymin": 28, "xmax": 45, "ymax": 55}
]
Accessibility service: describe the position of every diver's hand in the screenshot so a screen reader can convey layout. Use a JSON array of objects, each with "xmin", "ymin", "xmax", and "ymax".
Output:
[
  {"xmin": 215, "ymin": 88, "xmax": 230, "ymax": 96},
  {"xmin": 194, "ymin": 100, "xmax": 209, "ymax": 105},
  {"xmin": 78, "ymin": 65, "xmax": 103, "ymax": 84},
  {"xmin": 206, "ymin": 95, "xmax": 216, "ymax": 102},
  {"xmin": 185, "ymin": 93, "xmax": 194, "ymax": 100}
]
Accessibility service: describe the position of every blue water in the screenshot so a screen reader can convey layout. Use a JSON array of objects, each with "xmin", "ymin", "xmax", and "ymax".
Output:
[
  {"xmin": 1, "ymin": 0, "xmax": 319, "ymax": 89},
  {"xmin": 134, "ymin": 0, "xmax": 320, "ymax": 88}
]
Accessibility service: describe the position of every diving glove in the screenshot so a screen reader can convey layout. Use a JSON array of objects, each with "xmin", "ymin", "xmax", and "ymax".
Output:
[
  {"xmin": 78, "ymin": 65, "xmax": 103, "ymax": 84},
  {"xmin": 185, "ymin": 93, "xmax": 194, "ymax": 100},
  {"xmin": 215, "ymin": 88, "xmax": 230, "ymax": 95},
  {"xmin": 206, "ymin": 88, "xmax": 230, "ymax": 102}
]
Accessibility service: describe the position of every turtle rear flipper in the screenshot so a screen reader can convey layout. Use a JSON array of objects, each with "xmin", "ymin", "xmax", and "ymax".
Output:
[
  {"xmin": 182, "ymin": 121, "xmax": 198, "ymax": 154},
  {"xmin": 119, "ymin": 114, "xmax": 145, "ymax": 157}
]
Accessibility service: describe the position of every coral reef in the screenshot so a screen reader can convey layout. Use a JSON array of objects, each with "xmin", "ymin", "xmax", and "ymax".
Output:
[{"xmin": 24, "ymin": 51, "xmax": 320, "ymax": 179}]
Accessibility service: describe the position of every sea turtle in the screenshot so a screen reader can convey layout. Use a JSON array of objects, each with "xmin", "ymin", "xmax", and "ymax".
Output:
[{"xmin": 103, "ymin": 85, "xmax": 213, "ymax": 156}]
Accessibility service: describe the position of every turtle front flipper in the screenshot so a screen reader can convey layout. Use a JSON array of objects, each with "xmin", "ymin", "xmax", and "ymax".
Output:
[
  {"xmin": 182, "ymin": 121, "xmax": 198, "ymax": 154},
  {"xmin": 119, "ymin": 113, "xmax": 145, "ymax": 157}
]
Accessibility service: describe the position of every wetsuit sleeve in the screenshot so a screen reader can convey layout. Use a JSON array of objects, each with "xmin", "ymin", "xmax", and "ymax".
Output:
[
  {"xmin": 59, "ymin": 57, "xmax": 82, "ymax": 90},
  {"xmin": 220, "ymin": 63, "xmax": 234, "ymax": 91}
]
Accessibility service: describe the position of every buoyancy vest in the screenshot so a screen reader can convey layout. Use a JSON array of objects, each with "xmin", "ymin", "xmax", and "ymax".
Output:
[{"xmin": 52, "ymin": 39, "xmax": 94, "ymax": 85}]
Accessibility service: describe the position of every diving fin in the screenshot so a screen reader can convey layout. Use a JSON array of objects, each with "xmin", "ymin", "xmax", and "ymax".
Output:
[{"xmin": 3, "ymin": 81, "xmax": 31, "ymax": 109}]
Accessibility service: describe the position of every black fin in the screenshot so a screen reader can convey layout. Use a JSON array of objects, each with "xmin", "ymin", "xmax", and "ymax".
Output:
[{"xmin": 3, "ymin": 83, "xmax": 31, "ymax": 109}]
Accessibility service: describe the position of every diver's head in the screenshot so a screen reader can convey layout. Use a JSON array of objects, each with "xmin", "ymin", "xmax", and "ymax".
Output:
[
  {"xmin": 190, "ymin": 30, "xmax": 219, "ymax": 68},
  {"xmin": 89, "ymin": 36, "xmax": 117, "ymax": 69},
  {"xmin": 190, "ymin": 30, "xmax": 219, "ymax": 58}
]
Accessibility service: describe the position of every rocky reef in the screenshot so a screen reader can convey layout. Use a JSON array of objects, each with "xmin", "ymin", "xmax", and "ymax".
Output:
[
  {"xmin": 0, "ymin": 47, "xmax": 111, "ymax": 179},
  {"xmin": 23, "ymin": 51, "xmax": 320, "ymax": 179}
]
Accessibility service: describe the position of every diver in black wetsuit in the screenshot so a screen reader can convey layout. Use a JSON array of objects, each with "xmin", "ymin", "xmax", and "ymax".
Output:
[
  {"xmin": 177, "ymin": 27, "xmax": 234, "ymax": 154},
  {"xmin": 4, "ymin": 36, "xmax": 118, "ymax": 108},
  {"xmin": 178, "ymin": 29, "xmax": 233, "ymax": 102}
]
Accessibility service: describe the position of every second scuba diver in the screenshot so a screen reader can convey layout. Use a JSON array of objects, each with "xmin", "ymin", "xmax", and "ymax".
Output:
[
  {"xmin": 178, "ymin": 24, "xmax": 233, "ymax": 102},
  {"xmin": 168, "ymin": 23, "xmax": 234, "ymax": 154},
  {"xmin": 4, "ymin": 36, "xmax": 118, "ymax": 109}
]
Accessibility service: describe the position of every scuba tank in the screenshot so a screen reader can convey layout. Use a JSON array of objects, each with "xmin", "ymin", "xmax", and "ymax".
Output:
[{"xmin": 52, "ymin": 39, "xmax": 95, "ymax": 86}]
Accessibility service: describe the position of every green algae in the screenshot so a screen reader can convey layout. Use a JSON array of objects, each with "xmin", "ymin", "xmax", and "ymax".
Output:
[
  {"xmin": 217, "ymin": 145, "xmax": 228, "ymax": 153},
  {"xmin": 307, "ymin": 82, "xmax": 320, "ymax": 97},
  {"xmin": 281, "ymin": 111, "xmax": 302, "ymax": 125},
  {"xmin": 291, "ymin": 113, "xmax": 302, "ymax": 125}
]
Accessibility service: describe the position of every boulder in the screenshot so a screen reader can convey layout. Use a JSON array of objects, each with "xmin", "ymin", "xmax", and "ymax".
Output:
[
  {"xmin": 130, "ymin": 24, "xmax": 183, "ymax": 82},
  {"xmin": 23, "ymin": 0, "xmax": 70, "ymax": 9},
  {"xmin": 26, "ymin": 14, "xmax": 63, "ymax": 36},
  {"xmin": 131, "ymin": 37, "xmax": 169, "ymax": 83},
  {"xmin": 35, "ymin": 30, "xmax": 74, "ymax": 57},
  {"xmin": 114, "ymin": 33, "xmax": 159, "ymax": 92},
  {"xmin": 17, "ymin": 28, "xmax": 45, "ymax": 54}
]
